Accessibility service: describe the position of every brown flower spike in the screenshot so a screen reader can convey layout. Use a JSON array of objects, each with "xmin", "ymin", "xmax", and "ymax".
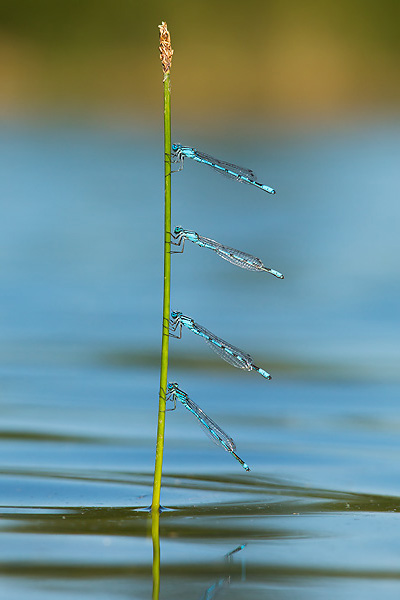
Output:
[{"xmin": 158, "ymin": 22, "xmax": 173, "ymax": 79}]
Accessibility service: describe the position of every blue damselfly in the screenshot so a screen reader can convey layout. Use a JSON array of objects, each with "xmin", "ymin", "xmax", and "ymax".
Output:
[
  {"xmin": 169, "ymin": 311, "xmax": 272, "ymax": 379},
  {"xmin": 167, "ymin": 382, "xmax": 250, "ymax": 471},
  {"xmin": 171, "ymin": 143, "xmax": 275, "ymax": 194},
  {"xmin": 171, "ymin": 226, "xmax": 284, "ymax": 278}
]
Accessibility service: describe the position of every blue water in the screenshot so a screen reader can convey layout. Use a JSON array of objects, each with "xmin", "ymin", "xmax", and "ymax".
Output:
[{"xmin": 0, "ymin": 121, "xmax": 399, "ymax": 599}]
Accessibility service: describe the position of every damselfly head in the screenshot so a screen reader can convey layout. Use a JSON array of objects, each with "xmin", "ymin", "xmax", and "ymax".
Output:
[
  {"xmin": 167, "ymin": 382, "xmax": 178, "ymax": 391},
  {"xmin": 171, "ymin": 143, "xmax": 181, "ymax": 151},
  {"xmin": 174, "ymin": 226, "xmax": 183, "ymax": 234},
  {"xmin": 170, "ymin": 310, "xmax": 182, "ymax": 319}
]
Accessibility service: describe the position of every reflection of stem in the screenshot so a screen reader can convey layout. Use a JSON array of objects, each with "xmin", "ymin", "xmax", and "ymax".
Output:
[{"xmin": 151, "ymin": 509, "xmax": 160, "ymax": 600}]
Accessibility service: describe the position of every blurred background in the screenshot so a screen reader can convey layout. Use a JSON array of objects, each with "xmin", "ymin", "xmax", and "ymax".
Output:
[
  {"xmin": 0, "ymin": 0, "xmax": 399, "ymax": 373},
  {"xmin": 0, "ymin": 0, "xmax": 399, "ymax": 126},
  {"xmin": 0, "ymin": 0, "xmax": 400, "ymax": 373}
]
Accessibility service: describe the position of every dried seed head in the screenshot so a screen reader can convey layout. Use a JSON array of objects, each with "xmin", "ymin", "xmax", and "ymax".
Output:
[{"xmin": 158, "ymin": 21, "xmax": 173, "ymax": 79}]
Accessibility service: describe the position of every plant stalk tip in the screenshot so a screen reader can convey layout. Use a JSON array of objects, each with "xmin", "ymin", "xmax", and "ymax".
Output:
[{"xmin": 158, "ymin": 21, "xmax": 173, "ymax": 78}]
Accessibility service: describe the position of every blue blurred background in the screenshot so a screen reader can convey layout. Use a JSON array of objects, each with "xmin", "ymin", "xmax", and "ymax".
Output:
[{"xmin": 1, "ymin": 122, "xmax": 398, "ymax": 380}]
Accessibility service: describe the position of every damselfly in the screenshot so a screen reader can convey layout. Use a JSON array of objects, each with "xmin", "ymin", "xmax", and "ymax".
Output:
[
  {"xmin": 167, "ymin": 382, "xmax": 250, "ymax": 471},
  {"xmin": 171, "ymin": 226, "xmax": 284, "ymax": 278},
  {"xmin": 199, "ymin": 544, "xmax": 247, "ymax": 600},
  {"xmin": 169, "ymin": 311, "xmax": 272, "ymax": 379},
  {"xmin": 171, "ymin": 143, "xmax": 275, "ymax": 194}
]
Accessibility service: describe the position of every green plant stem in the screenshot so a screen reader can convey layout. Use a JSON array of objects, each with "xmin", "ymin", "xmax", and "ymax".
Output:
[{"xmin": 151, "ymin": 73, "xmax": 171, "ymax": 512}]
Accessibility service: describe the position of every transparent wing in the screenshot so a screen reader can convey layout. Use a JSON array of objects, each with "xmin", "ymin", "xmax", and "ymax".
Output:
[
  {"xmin": 204, "ymin": 337, "xmax": 253, "ymax": 370},
  {"xmin": 173, "ymin": 385, "xmax": 250, "ymax": 471},
  {"xmin": 181, "ymin": 396, "xmax": 236, "ymax": 451},
  {"xmin": 215, "ymin": 244, "xmax": 265, "ymax": 271},
  {"xmin": 196, "ymin": 235, "xmax": 283, "ymax": 276},
  {"xmin": 193, "ymin": 150, "xmax": 257, "ymax": 182},
  {"xmin": 189, "ymin": 320, "xmax": 253, "ymax": 369}
]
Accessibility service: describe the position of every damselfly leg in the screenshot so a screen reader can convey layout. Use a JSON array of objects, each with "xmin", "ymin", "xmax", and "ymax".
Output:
[
  {"xmin": 168, "ymin": 230, "xmax": 186, "ymax": 253},
  {"xmin": 168, "ymin": 315, "xmax": 182, "ymax": 338}
]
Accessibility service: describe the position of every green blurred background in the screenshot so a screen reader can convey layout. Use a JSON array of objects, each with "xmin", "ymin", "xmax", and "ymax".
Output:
[{"xmin": 0, "ymin": 0, "xmax": 399, "ymax": 129}]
